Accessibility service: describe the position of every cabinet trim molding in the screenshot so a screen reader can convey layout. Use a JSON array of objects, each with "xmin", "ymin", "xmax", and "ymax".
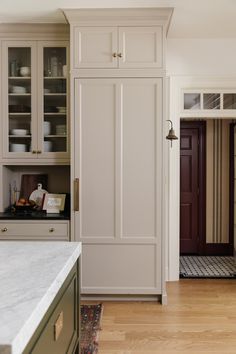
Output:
[
  {"xmin": 0, "ymin": 24, "xmax": 69, "ymax": 40},
  {"xmin": 63, "ymin": 8, "xmax": 173, "ymax": 31}
]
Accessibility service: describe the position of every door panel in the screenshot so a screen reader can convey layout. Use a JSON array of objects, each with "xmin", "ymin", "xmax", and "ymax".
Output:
[
  {"xmin": 118, "ymin": 27, "xmax": 163, "ymax": 68},
  {"xmin": 122, "ymin": 80, "xmax": 159, "ymax": 237},
  {"xmin": 77, "ymin": 80, "xmax": 116, "ymax": 238},
  {"xmin": 73, "ymin": 27, "xmax": 118, "ymax": 68},
  {"xmin": 180, "ymin": 127, "xmax": 199, "ymax": 254}
]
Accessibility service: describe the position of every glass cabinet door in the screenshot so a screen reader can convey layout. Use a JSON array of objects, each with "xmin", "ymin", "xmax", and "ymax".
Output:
[
  {"xmin": 42, "ymin": 46, "xmax": 68, "ymax": 156},
  {"xmin": 6, "ymin": 44, "xmax": 36, "ymax": 157}
]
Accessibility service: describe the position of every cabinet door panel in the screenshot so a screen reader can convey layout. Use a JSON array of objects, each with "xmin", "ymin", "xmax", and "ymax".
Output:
[
  {"xmin": 121, "ymin": 79, "xmax": 162, "ymax": 238},
  {"xmin": 75, "ymin": 79, "xmax": 116, "ymax": 238},
  {"xmin": 118, "ymin": 27, "xmax": 163, "ymax": 68},
  {"xmin": 74, "ymin": 27, "xmax": 118, "ymax": 68}
]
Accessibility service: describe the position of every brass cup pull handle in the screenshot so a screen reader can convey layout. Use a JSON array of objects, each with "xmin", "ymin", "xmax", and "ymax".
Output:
[
  {"xmin": 74, "ymin": 178, "xmax": 79, "ymax": 211},
  {"xmin": 1, "ymin": 228, "xmax": 7, "ymax": 232},
  {"xmin": 49, "ymin": 228, "xmax": 55, "ymax": 233},
  {"xmin": 112, "ymin": 53, "xmax": 117, "ymax": 58},
  {"xmin": 118, "ymin": 53, "xmax": 123, "ymax": 58},
  {"xmin": 54, "ymin": 311, "xmax": 63, "ymax": 341}
]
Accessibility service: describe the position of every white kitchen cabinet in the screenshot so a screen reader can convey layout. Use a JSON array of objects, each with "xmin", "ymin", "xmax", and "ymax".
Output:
[
  {"xmin": 74, "ymin": 77, "xmax": 163, "ymax": 294},
  {"xmin": 0, "ymin": 220, "xmax": 69, "ymax": 241},
  {"xmin": 73, "ymin": 26, "xmax": 163, "ymax": 69},
  {"xmin": 64, "ymin": 8, "xmax": 172, "ymax": 302},
  {"xmin": 2, "ymin": 40, "xmax": 69, "ymax": 160}
]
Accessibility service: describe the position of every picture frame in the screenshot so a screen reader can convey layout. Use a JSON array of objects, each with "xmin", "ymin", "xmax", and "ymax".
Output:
[{"xmin": 42, "ymin": 193, "xmax": 66, "ymax": 213}]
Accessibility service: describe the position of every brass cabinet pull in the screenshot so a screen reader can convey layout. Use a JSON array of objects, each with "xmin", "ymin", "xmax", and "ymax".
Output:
[
  {"xmin": 54, "ymin": 311, "xmax": 63, "ymax": 341},
  {"xmin": 49, "ymin": 228, "xmax": 55, "ymax": 233},
  {"xmin": 37, "ymin": 150, "xmax": 42, "ymax": 154},
  {"xmin": 112, "ymin": 53, "xmax": 117, "ymax": 58},
  {"xmin": 32, "ymin": 150, "xmax": 37, "ymax": 154},
  {"xmin": 1, "ymin": 228, "xmax": 7, "ymax": 232},
  {"xmin": 118, "ymin": 53, "xmax": 123, "ymax": 58},
  {"xmin": 74, "ymin": 178, "xmax": 79, "ymax": 211}
]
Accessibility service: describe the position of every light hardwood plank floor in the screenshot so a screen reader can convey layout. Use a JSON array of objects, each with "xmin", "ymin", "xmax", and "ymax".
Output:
[{"xmin": 95, "ymin": 280, "xmax": 236, "ymax": 354}]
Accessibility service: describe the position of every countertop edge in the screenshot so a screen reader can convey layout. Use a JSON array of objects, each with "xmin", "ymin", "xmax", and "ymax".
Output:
[{"xmin": 10, "ymin": 243, "xmax": 81, "ymax": 354}]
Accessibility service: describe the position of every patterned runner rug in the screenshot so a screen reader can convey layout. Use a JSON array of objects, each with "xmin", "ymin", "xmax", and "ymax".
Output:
[
  {"xmin": 81, "ymin": 304, "xmax": 103, "ymax": 354},
  {"xmin": 180, "ymin": 256, "xmax": 236, "ymax": 278}
]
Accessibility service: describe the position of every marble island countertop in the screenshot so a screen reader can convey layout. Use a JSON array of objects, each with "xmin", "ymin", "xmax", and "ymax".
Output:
[{"xmin": 0, "ymin": 241, "xmax": 81, "ymax": 354}]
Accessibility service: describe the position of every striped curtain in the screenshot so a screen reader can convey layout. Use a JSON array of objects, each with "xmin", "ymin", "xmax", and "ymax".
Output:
[{"xmin": 206, "ymin": 119, "xmax": 229, "ymax": 244}]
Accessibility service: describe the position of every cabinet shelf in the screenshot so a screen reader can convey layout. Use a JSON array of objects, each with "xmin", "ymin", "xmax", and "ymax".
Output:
[
  {"xmin": 44, "ymin": 113, "xmax": 67, "ymax": 116},
  {"xmin": 45, "ymin": 135, "xmax": 67, "ymax": 138},
  {"xmin": 9, "ymin": 113, "xmax": 31, "ymax": 116},
  {"xmin": 44, "ymin": 77, "xmax": 66, "ymax": 80},
  {"xmin": 9, "ymin": 94, "xmax": 31, "ymax": 96},
  {"xmin": 44, "ymin": 93, "xmax": 66, "ymax": 96},
  {"xmin": 8, "ymin": 76, "xmax": 31, "ymax": 80},
  {"xmin": 9, "ymin": 135, "xmax": 31, "ymax": 138}
]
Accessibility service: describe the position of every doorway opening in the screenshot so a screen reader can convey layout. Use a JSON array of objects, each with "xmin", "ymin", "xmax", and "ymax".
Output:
[{"xmin": 179, "ymin": 119, "xmax": 235, "ymax": 278}]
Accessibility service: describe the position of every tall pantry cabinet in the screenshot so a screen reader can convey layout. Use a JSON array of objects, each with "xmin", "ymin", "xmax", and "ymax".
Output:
[{"xmin": 64, "ymin": 8, "xmax": 172, "ymax": 302}]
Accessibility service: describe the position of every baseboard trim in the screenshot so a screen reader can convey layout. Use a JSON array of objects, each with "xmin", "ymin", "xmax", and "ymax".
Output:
[{"xmin": 81, "ymin": 294, "xmax": 161, "ymax": 302}]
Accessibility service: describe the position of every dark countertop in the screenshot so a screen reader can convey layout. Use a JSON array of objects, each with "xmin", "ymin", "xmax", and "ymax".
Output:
[{"xmin": 0, "ymin": 212, "xmax": 70, "ymax": 220}]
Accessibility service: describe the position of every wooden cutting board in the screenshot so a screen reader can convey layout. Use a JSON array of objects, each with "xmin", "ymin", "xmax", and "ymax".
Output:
[{"xmin": 20, "ymin": 174, "xmax": 48, "ymax": 200}]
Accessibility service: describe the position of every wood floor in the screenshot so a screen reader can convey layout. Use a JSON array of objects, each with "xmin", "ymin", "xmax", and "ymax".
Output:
[{"xmin": 96, "ymin": 280, "xmax": 236, "ymax": 353}]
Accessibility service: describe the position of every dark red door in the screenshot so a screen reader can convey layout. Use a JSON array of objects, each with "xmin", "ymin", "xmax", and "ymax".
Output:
[{"xmin": 180, "ymin": 123, "xmax": 200, "ymax": 254}]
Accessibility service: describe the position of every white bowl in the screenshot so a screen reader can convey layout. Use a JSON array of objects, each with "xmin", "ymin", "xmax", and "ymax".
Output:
[
  {"xmin": 20, "ymin": 67, "xmax": 31, "ymax": 77},
  {"xmin": 56, "ymin": 106, "xmax": 66, "ymax": 113},
  {"xmin": 11, "ymin": 86, "xmax": 26, "ymax": 94},
  {"xmin": 10, "ymin": 143, "xmax": 27, "ymax": 152},
  {"xmin": 11, "ymin": 129, "xmax": 29, "ymax": 136},
  {"xmin": 56, "ymin": 125, "xmax": 66, "ymax": 135}
]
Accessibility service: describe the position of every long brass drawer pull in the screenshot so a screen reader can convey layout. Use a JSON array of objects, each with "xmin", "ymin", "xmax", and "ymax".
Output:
[
  {"xmin": 1, "ymin": 227, "xmax": 7, "ymax": 232},
  {"xmin": 74, "ymin": 178, "xmax": 79, "ymax": 211},
  {"xmin": 54, "ymin": 311, "xmax": 63, "ymax": 341}
]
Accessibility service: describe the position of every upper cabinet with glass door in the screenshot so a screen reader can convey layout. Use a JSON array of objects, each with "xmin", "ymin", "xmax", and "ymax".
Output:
[
  {"xmin": 40, "ymin": 44, "xmax": 68, "ymax": 158},
  {"xmin": 2, "ymin": 40, "xmax": 69, "ymax": 160},
  {"xmin": 2, "ymin": 41, "xmax": 36, "ymax": 159}
]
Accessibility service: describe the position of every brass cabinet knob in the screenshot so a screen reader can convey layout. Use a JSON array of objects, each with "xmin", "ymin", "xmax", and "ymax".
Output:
[
  {"xmin": 112, "ymin": 53, "xmax": 117, "ymax": 58},
  {"xmin": 1, "ymin": 228, "xmax": 7, "ymax": 232},
  {"xmin": 49, "ymin": 228, "xmax": 55, "ymax": 233},
  {"xmin": 118, "ymin": 53, "xmax": 123, "ymax": 58},
  {"xmin": 32, "ymin": 150, "xmax": 37, "ymax": 154}
]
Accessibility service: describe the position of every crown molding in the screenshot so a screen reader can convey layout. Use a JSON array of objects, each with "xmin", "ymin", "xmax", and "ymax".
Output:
[
  {"xmin": 62, "ymin": 7, "xmax": 173, "ymax": 33},
  {"xmin": 0, "ymin": 23, "xmax": 69, "ymax": 39}
]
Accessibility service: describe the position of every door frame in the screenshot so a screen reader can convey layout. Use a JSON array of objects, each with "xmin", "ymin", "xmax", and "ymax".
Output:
[
  {"xmin": 168, "ymin": 77, "xmax": 236, "ymax": 281},
  {"xmin": 180, "ymin": 120, "xmax": 234, "ymax": 256},
  {"xmin": 180, "ymin": 121, "xmax": 206, "ymax": 255}
]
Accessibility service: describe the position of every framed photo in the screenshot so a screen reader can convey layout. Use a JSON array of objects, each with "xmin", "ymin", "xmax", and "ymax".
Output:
[{"xmin": 42, "ymin": 193, "xmax": 66, "ymax": 213}]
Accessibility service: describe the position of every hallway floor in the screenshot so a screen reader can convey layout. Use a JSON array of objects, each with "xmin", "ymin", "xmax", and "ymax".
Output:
[
  {"xmin": 180, "ymin": 256, "xmax": 236, "ymax": 278},
  {"xmin": 98, "ymin": 279, "xmax": 236, "ymax": 353}
]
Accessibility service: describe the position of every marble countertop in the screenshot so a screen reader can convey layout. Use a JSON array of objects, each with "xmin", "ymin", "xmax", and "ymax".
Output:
[{"xmin": 0, "ymin": 241, "xmax": 81, "ymax": 354}]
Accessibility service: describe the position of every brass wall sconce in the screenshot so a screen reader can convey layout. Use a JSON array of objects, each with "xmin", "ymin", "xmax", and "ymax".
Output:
[{"xmin": 166, "ymin": 119, "xmax": 178, "ymax": 147}]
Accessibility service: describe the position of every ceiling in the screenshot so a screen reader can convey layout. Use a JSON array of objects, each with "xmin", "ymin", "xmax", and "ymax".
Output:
[{"xmin": 1, "ymin": 0, "xmax": 236, "ymax": 38}]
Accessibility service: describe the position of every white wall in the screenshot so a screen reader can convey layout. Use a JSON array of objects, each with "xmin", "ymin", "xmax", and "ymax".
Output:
[
  {"xmin": 166, "ymin": 38, "xmax": 236, "ymax": 280},
  {"xmin": 167, "ymin": 38, "xmax": 236, "ymax": 76}
]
